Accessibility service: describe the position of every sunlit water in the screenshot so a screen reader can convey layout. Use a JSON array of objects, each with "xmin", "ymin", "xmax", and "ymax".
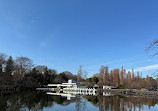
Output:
[{"xmin": 0, "ymin": 91, "xmax": 158, "ymax": 111}]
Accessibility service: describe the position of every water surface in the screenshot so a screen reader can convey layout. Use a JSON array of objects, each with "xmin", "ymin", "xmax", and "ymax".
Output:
[{"xmin": 0, "ymin": 91, "xmax": 158, "ymax": 111}]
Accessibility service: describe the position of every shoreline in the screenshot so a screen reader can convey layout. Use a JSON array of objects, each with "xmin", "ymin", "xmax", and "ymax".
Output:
[{"xmin": 104, "ymin": 89, "xmax": 158, "ymax": 97}]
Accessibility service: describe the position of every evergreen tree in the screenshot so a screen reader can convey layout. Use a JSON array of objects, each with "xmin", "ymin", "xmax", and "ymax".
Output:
[{"xmin": 5, "ymin": 56, "xmax": 14, "ymax": 76}]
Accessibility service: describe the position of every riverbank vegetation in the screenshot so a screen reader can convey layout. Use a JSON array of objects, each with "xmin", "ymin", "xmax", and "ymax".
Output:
[{"xmin": 0, "ymin": 52, "xmax": 158, "ymax": 91}]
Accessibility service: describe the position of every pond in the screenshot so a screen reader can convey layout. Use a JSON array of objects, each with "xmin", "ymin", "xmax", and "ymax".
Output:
[{"xmin": 0, "ymin": 91, "xmax": 158, "ymax": 111}]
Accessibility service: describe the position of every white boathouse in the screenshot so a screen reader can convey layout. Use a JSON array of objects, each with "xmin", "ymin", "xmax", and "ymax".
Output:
[{"xmin": 47, "ymin": 79, "xmax": 97, "ymax": 93}]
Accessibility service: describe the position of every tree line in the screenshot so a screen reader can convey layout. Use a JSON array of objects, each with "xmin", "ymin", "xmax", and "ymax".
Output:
[
  {"xmin": 74, "ymin": 64, "xmax": 158, "ymax": 90},
  {"xmin": 0, "ymin": 51, "xmax": 158, "ymax": 90},
  {"xmin": 96, "ymin": 65, "xmax": 158, "ymax": 90},
  {"xmin": 0, "ymin": 52, "xmax": 77, "ymax": 88}
]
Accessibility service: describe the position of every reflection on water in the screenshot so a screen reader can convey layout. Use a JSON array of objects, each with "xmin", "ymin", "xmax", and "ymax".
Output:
[{"xmin": 0, "ymin": 91, "xmax": 158, "ymax": 111}]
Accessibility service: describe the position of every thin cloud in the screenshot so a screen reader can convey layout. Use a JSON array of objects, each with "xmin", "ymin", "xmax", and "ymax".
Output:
[
  {"xmin": 86, "ymin": 58, "xmax": 127, "ymax": 69},
  {"xmin": 127, "ymin": 64, "xmax": 158, "ymax": 72},
  {"xmin": 86, "ymin": 54, "xmax": 144, "ymax": 69}
]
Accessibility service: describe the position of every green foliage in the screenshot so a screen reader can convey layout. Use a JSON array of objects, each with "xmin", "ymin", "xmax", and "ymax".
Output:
[
  {"xmin": 87, "ymin": 76, "xmax": 99, "ymax": 84},
  {"xmin": 92, "ymin": 76, "xmax": 99, "ymax": 84},
  {"xmin": 116, "ymin": 85, "xmax": 125, "ymax": 89},
  {"xmin": 54, "ymin": 72, "xmax": 68, "ymax": 83},
  {"xmin": 58, "ymin": 72, "xmax": 68, "ymax": 80}
]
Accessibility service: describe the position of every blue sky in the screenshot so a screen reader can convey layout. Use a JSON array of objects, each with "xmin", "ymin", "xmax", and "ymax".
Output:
[{"xmin": 0, "ymin": 0, "xmax": 158, "ymax": 77}]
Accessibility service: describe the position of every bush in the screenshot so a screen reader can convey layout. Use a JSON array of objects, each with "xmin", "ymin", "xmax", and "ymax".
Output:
[{"xmin": 116, "ymin": 85, "xmax": 125, "ymax": 89}]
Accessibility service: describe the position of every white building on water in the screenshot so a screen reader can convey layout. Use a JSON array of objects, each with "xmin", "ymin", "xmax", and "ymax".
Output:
[
  {"xmin": 47, "ymin": 79, "xmax": 82, "ymax": 88},
  {"xmin": 47, "ymin": 79, "xmax": 97, "ymax": 93}
]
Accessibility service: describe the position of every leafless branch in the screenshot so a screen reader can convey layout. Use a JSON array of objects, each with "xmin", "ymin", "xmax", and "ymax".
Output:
[{"xmin": 145, "ymin": 40, "xmax": 158, "ymax": 55}]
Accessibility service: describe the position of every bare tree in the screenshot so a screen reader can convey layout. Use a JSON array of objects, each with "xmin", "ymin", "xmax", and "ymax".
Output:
[
  {"xmin": 146, "ymin": 40, "xmax": 158, "ymax": 77},
  {"xmin": 109, "ymin": 70, "xmax": 114, "ymax": 86},
  {"xmin": 14, "ymin": 57, "xmax": 34, "ymax": 79},
  {"xmin": 35, "ymin": 65, "xmax": 47, "ymax": 74},
  {"xmin": 137, "ymin": 71, "xmax": 140, "ymax": 80},
  {"xmin": 120, "ymin": 66, "xmax": 124, "ymax": 85},
  {"xmin": 83, "ymin": 71, "xmax": 88, "ymax": 80},
  {"xmin": 132, "ymin": 68, "xmax": 135, "ymax": 81},
  {"xmin": 113, "ymin": 69, "xmax": 120, "ymax": 87},
  {"xmin": 146, "ymin": 40, "xmax": 158, "ymax": 56},
  {"xmin": 77, "ymin": 65, "xmax": 83, "ymax": 82},
  {"xmin": 104, "ymin": 66, "xmax": 109, "ymax": 85},
  {"xmin": 15, "ymin": 57, "xmax": 34, "ymax": 73},
  {"xmin": 98, "ymin": 66, "xmax": 105, "ymax": 87}
]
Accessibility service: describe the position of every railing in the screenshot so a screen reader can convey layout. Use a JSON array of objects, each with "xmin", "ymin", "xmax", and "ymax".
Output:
[
  {"xmin": 63, "ymin": 88, "xmax": 97, "ymax": 95},
  {"xmin": 63, "ymin": 87, "xmax": 97, "ymax": 92}
]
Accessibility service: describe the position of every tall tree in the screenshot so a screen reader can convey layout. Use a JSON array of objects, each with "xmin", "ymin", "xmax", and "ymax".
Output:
[
  {"xmin": 14, "ymin": 57, "xmax": 34, "ymax": 79},
  {"xmin": 98, "ymin": 66, "xmax": 105, "ymax": 87},
  {"xmin": 83, "ymin": 71, "xmax": 88, "ymax": 80},
  {"xmin": 104, "ymin": 65, "xmax": 109, "ymax": 85},
  {"xmin": 137, "ymin": 71, "xmax": 140, "ymax": 80},
  {"xmin": 44, "ymin": 67, "xmax": 49, "ymax": 81},
  {"xmin": 123, "ymin": 69, "xmax": 126, "ymax": 79},
  {"xmin": 109, "ymin": 70, "xmax": 114, "ymax": 86},
  {"xmin": 77, "ymin": 65, "xmax": 83, "ymax": 82},
  {"xmin": 113, "ymin": 69, "xmax": 120, "ymax": 87},
  {"xmin": 132, "ymin": 68, "xmax": 135, "ymax": 81},
  {"xmin": 128, "ymin": 71, "xmax": 131, "ymax": 79},
  {"xmin": 15, "ymin": 57, "xmax": 34, "ymax": 73},
  {"xmin": 5, "ymin": 56, "xmax": 14, "ymax": 76},
  {"xmin": 120, "ymin": 66, "xmax": 124, "ymax": 85},
  {"xmin": 48, "ymin": 69, "xmax": 57, "ymax": 83}
]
